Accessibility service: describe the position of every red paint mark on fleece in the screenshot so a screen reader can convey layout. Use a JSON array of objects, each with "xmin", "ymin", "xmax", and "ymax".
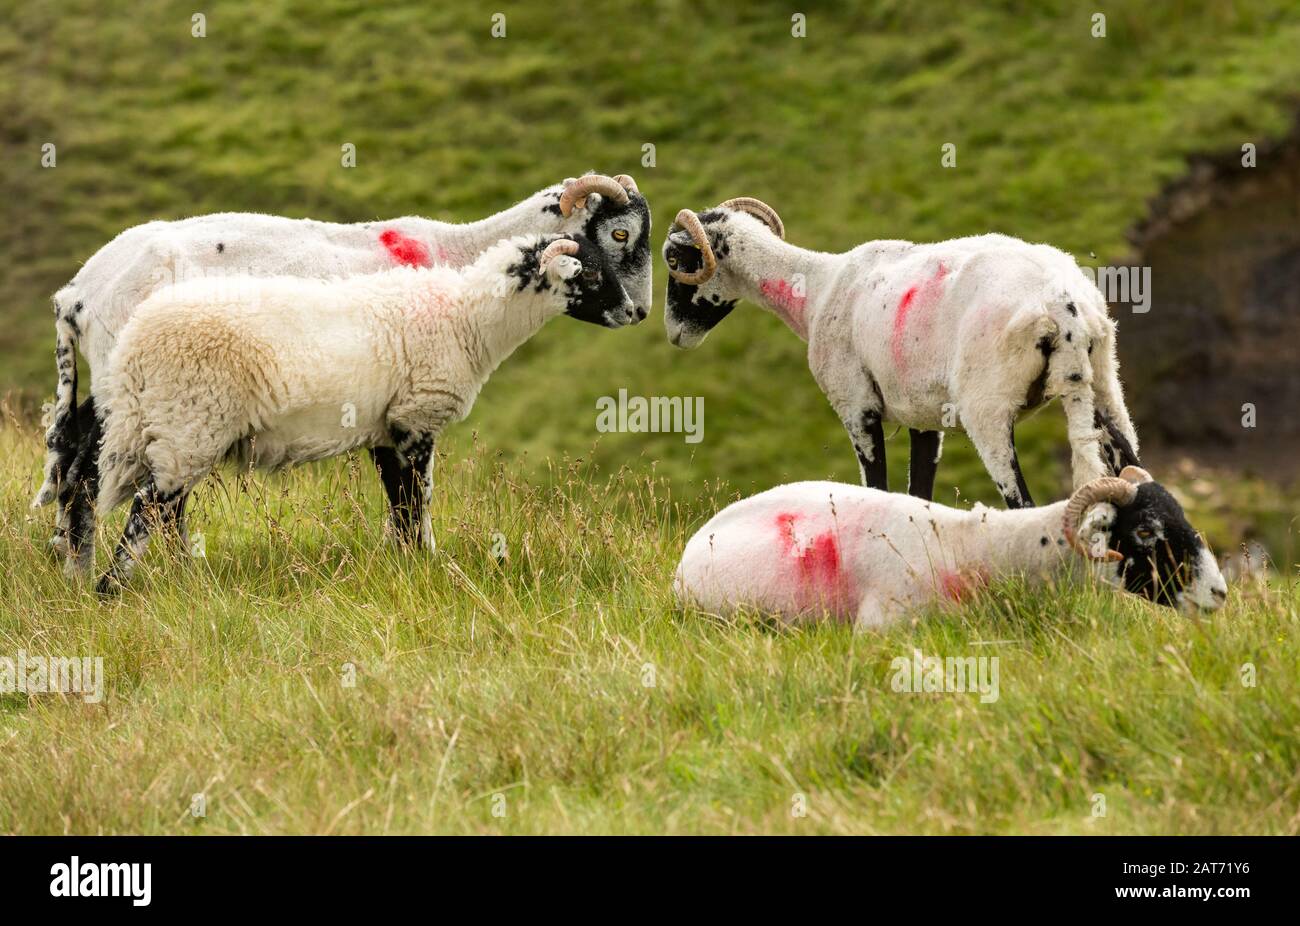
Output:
[
  {"xmin": 937, "ymin": 566, "xmax": 989, "ymax": 604},
  {"xmin": 891, "ymin": 262, "xmax": 949, "ymax": 372},
  {"xmin": 775, "ymin": 512, "xmax": 854, "ymax": 617},
  {"xmin": 760, "ymin": 278, "xmax": 809, "ymax": 338},
  {"xmin": 379, "ymin": 229, "xmax": 433, "ymax": 267}
]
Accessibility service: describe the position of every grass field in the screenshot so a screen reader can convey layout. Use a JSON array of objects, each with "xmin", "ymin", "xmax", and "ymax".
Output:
[
  {"xmin": 2, "ymin": 2, "xmax": 1299, "ymax": 834},
  {"xmin": 1, "ymin": 425, "xmax": 1297, "ymax": 835}
]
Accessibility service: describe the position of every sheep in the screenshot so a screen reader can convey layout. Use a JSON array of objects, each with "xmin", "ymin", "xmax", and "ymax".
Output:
[
  {"xmin": 675, "ymin": 466, "xmax": 1229, "ymax": 631},
  {"xmin": 662, "ymin": 199, "xmax": 1142, "ymax": 508},
  {"xmin": 36, "ymin": 174, "xmax": 652, "ymax": 557},
  {"xmin": 83, "ymin": 233, "xmax": 636, "ymax": 593}
]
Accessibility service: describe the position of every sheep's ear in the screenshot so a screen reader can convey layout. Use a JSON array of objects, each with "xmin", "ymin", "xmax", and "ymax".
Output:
[
  {"xmin": 545, "ymin": 254, "xmax": 583, "ymax": 282},
  {"xmin": 1078, "ymin": 503, "xmax": 1121, "ymax": 562}
]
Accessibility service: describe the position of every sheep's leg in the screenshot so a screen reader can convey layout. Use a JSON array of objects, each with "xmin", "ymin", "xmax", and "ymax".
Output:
[
  {"xmin": 828, "ymin": 393, "xmax": 888, "ymax": 489},
  {"xmin": 95, "ymin": 476, "xmax": 185, "ymax": 596},
  {"xmin": 165, "ymin": 490, "xmax": 193, "ymax": 554},
  {"xmin": 382, "ymin": 428, "xmax": 435, "ymax": 550},
  {"xmin": 49, "ymin": 396, "xmax": 97, "ymax": 556},
  {"xmin": 907, "ymin": 429, "xmax": 942, "ymax": 500},
  {"xmin": 810, "ymin": 349, "xmax": 888, "ymax": 489},
  {"xmin": 1094, "ymin": 409, "xmax": 1140, "ymax": 475},
  {"xmin": 1060, "ymin": 390, "xmax": 1107, "ymax": 490},
  {"xmin": 847, "ymin": 410, "xmax": 888, "ymax": 490},
  {"xmin": 1088, "ymin": 328, "xmax": 1140, "ymax": 471},
  {"xmin": 963, "ymin": 408, "xmax": 1034, "ymax": 508},
  {"xmin": 368, "ymin": 446, "xmax": 404, "ymax": 535},
  {"xmin": 61, "ymin": 409, "xmax": 103, "ymax": 578}
]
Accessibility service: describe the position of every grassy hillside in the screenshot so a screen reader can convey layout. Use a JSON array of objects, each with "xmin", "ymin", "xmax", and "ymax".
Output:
[
  {"xmin": 3, "ymin": 1, "xmax": 1300, "ymax": 513},
  {"xmin": 2, "ymin": 2, "xmax": 1300, "ymax": 835},
  {"xmin": 1, "ymin": 427, "xmax": 1296, "ymax": 835}
]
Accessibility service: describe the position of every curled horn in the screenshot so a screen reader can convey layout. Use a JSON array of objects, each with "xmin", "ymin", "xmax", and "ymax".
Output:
[
  {"xmin": 1062, "ymin": 477, "xmax": 1139, "ymax": 562},
  {"xmin": 1119, "ymin": 465, "xmax": 1153, "ymax": 485},
  {"xmin": 613, "ymin": 174, "xmax": 639, "ymax": 194},
  {"xmin": 558, "ymin": 175, "xmax": 631, "ymax": 217},
  {"xmin": 539, "ymin": 237, "xmax": 581, "ymax": 268},
  {"xmin": 718, "ymin": 197, "xmax": 785, "ymax": 239},
  {"xmin": 667, "ymin": 209, "xmax": 717, "ymax": 285}
]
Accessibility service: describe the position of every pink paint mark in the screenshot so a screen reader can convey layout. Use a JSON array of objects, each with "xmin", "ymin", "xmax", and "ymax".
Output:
[
  {"xmin": 379, "ymin": 229, "xmax": 433, "ymax": 267},
  {"xmin": 891, "ymin": 262, "xmax": 949, "ymax": 373},
  {"xmin": 775, "ymin": 512, "xmax": 854, "ymax": 617},
  {"xmin": 938, "ymin": 566, "xmax": 989, "ymax": 604},
  {"xmin": 760, "ymin": 278, "xmax": 809, "ymax": 338}
]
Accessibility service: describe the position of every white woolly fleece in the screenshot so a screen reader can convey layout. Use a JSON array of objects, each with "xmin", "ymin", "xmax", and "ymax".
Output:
[
  {"xmin": 35, "ymin": 181, "xmax": 651, "ymax": 510},
  {"xmin": 668, "ymin": 216, "xmax": 1140, "ymax": 502},
  {"xmin": 92, "ymin": 235, "xmax": 623, "ymax": 516},
  {"xmin": 677, "ymin": 481, "xmax": 1124, "ymax": 631}
]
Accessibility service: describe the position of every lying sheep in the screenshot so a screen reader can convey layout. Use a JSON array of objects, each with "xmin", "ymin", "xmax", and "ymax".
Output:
[
  {"xmin": 38, "ymin": 174, "xmax": 651, "ymax": 559},
  {"xmin": 662, "ymin": 199, "xmax": 1141, "ymax": 507},
  {"xmin": 675, "ymin": 466, "xmax": 1228, "ymax": 630},
  {"xmin": 87, "ymin": 234, "xmax": 635, "ymax": 593}
]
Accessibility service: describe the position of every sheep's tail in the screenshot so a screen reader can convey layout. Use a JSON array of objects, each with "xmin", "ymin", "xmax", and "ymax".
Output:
[
  {"xmin": 32, "ymin": 286, "xmax": 84, "ymax": 508},
  {"xmin": 94, "ymin": 364, "xmax": 151, "ymax": 515}
]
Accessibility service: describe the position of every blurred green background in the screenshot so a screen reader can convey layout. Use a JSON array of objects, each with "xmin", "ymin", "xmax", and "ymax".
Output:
[{"xmin": 3, "ymin": 0, "xmax": 1298, "ymax": 535}]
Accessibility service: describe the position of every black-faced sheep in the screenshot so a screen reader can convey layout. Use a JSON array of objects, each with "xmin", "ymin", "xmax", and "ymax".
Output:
[
  {"xmin": 675, "ymin": 466, "xmax": 1228, "ymax": 630},
  {"xmin": 85, "ymin": 234, "xmax": 635, "ymax": 593},
  {"xmin": 38, "ymin": 174, "xmax": 652, "ymax": 557},
  {"xmin": 662, "ymin": 199, "xmax": 1141, "ymax": 508}
]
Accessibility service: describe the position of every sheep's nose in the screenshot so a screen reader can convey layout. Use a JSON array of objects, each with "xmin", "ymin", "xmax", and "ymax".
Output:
[
  {"xmin": 1211, "ymin": 585, "xmax": 1227, "ymax": 603},
  {"xmin": 635, "ymin": 305, "xmax": 648, "ymax": 321}
]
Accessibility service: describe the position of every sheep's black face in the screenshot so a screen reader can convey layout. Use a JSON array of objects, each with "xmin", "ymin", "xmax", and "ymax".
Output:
[
  {"xmin": 663, "ymin": 222, "xmax": 736, "ymax": 349},
  {"xmin": 582, "ymin": 192, "xmax": 653, "ymax": 322},
  {"xmin": 1108, "ymin": 483, "xmax": 1227, "ymax": 611},
  {"xmin": 559, "ymin": 235, "xmax": 637, "ymax": 328}
]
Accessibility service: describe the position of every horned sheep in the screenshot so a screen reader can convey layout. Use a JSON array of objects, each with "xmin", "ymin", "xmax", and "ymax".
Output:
[
  {"xmin": 86, "ymin": 233, "xmax": 636, "ymax": 593},
  {"xmin": 37, "ymin": 174, "xmax": 651, "ymax": 556},
  {"xmin": 675, "ymin": 467, "xmax": 1228, "ymax": 630},
  {"xmin": 662, "ymin": 199, "xmax": 1142, "ymax": 508}
]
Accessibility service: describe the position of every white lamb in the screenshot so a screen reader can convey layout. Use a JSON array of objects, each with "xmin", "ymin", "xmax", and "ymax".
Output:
[
  {"xmin": 662, "ymin": 199, "xmax": 1141, "ymax": 508},
  {"xmin": 675, "ymin": 467, "xmax": 1228, "ymax": 631},
  {"xmin": 38, "ymin": 174, "xmax": 651, "ymax": 557},
  {"xmin": 87, "ymin": 234, "xmax": 636, "ymax": 594}
]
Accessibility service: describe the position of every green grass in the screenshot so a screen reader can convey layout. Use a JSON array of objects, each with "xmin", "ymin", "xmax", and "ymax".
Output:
[
  {"xmin": 2, "ymin": 1, "xmax": 1299, "ymax": 834},
  {"xmin": 1, "ymin": 425, "xmax": 1297, "ymax": 835},
  {"xmin": 4, "ymin": 1, "xmax": 1300, "ymax": 507}
]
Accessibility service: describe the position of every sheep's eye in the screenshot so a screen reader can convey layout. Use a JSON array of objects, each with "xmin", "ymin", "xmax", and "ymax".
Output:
[
  {"xmin": 612, "ymin": 229, "xmax": 629, "ymax": 242},
  {"xmin": 1136, "ymin": 528, "xmax": 1154, "ymax": 540},
  {"xmin": 582, "ymin": 269, "xmax": 600, "ymax": 284},
  {"xmin": 667, "ymin": 256, "xmax": 678, "ymax": 269}
]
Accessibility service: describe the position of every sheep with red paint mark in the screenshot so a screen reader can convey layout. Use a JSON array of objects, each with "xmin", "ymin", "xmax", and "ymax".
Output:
[
  {"xmin": 37, "ymin": 174, "xmax": 653, "ymax": 565},
  {"xmin": 80, "ymin": 234, "xmax": 635, "ymax": 592},
  {"xmin": 675, "ymin": 468, "xmax": 1228, "ymax": 631},
  {"xmin": 662, "ymin": 199, "xmax": 1141, "ymax": 509}
]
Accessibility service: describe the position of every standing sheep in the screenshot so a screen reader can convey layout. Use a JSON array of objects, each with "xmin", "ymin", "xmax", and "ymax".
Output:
[
  {"xmin": 675, "ymin": 467, "xmax": 1228, "ymax": 630},
  {"xmin": 37, "ymin": 174, "xmax": 652, "ymax": 555},
  {"xmin": 87, "ymin": 233, "xmax": 635, "ymax": 593},
  {"xmin": 662, "ymin": 199, "xmax": 1141, "ymax": 507}
]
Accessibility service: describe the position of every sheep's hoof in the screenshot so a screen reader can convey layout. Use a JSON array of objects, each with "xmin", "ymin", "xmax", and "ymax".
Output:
[
  {"xmin": 47, "ymin": 531, "xmax": 70, "ymax": 559},
  {"xmin": 94, "ymin": 573, "xmax": 123, "ymax": 598}
]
